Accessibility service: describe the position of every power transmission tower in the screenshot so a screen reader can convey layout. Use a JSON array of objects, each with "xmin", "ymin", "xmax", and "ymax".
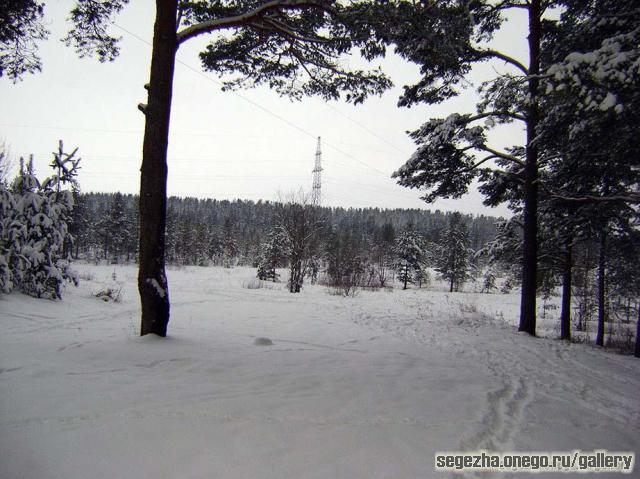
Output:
[{"xmin": 311, "ymin": 136, "xmax": 323, "ymax": 206}]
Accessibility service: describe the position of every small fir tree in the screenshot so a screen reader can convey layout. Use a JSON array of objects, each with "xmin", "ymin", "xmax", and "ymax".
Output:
[
  {"xmin": 256, "ymin": 230, "xmax": 286, "ymax": 282},
  {"xmin": 394, "ymin": 227, "xmax": 425, "ymax": 290},
  {"xmin": 481, "ymin": 268, "xmax": 497, "ymax": 294},
  {"xmin": 0, "ymin": 141, "xmax": 80, "ymax": 298},
  {"xmin": 435, "ymin": 213, "xmax": 473, "ymax": 292}
]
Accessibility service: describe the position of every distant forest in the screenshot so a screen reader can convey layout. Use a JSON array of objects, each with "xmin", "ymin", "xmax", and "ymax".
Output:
[{"xmin": 74, "ymin": 192, "xmax": 499, "ymax": 266}]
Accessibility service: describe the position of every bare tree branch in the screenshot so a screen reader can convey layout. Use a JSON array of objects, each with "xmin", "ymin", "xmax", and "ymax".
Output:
[{"xmin": 473, "ymin": 48, "xmax": 529, "ymax": 75}]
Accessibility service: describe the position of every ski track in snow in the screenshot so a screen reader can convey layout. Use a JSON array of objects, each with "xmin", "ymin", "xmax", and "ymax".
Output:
[{"xmin": 348, "ymin": 290, "xmax": 640, "ymax": 476}]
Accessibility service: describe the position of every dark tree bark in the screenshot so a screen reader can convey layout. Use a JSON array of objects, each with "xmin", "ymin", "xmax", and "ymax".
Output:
[
  {"xmin": 596, "ymin": 228, "xmax": 607, "ymax": 346},
  {"xmin": 634, "ymin": 303, "xmax": 640, "ymax": 358},
  {"xmin": 560, "ymin": 241, "xmax": 572, "ymax": 341},
  {"xmin": 289, "ymin": 259, "xmax": 303, "ymax": 293},
  {"xmin": 138, "ymin": 0, "xmax": 178, "ymax": 336},
  {"xmin": 518, "ymin": 0, "xmax": 541, "ymax": 337}
]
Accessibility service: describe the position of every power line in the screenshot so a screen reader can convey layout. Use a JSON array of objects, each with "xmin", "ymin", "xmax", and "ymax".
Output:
[
  {"xmin": 81, "ymin": 172, "xmax": 311, "ymax": 180},
  {"xmin": 322, "ymin": 102, "xmax": 411, "ymax": 157},
  {"xmin": 0, "ymin": 124, "xmax": 142, "ymax": 135},
  {"xmin": 111, "ymin": 22, "xmax": 393, "ymax": 179}
]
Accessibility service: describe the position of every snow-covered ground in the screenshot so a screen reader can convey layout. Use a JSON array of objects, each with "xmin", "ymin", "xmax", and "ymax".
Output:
[{"xmin": 1, "ymin": 265, "xmax": 638, "ymax": 479}]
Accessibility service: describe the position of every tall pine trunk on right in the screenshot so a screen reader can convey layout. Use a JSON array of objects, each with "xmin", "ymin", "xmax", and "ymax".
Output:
[
  {"xmin": 388, "ymin": 0, "xmax": 544, "ymax": 336},
  {"xmin": 519, "ymin": 0, "xmax": 541, "ymax": 336}
]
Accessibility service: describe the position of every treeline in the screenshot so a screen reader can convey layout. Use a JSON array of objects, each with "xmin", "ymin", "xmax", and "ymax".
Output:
[
  {"xmin": 72, "ymin": 192, "xmax": 499, "ymax": 268},
  {"xmin": 479, "ymin": 215, "xmax": 640, "ymax": 354}
]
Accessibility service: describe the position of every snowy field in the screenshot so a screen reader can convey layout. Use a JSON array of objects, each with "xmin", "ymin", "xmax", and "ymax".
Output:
[{"xmin": 1, "ymin": 264, "xmax": 639, "ymax": 479}]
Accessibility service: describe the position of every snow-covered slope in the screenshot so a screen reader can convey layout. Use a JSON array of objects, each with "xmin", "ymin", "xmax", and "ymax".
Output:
[{"xmin": 1, "ymin": 265, "xmax": 638, "ymax": 478}]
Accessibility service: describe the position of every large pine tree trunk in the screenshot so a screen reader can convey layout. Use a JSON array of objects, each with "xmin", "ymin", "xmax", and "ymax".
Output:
[
  {"xmin": 138, "ymin": 0, "xmax": 178, "ymax": 336},
  {"xmin": 560, "ymin": 241, "xmax": 572, "ymax": 340},
  {"xmin": 596, "ymin": 229, "xmax": 607, "ymax": 346},
  {"xmin": 518, "ymin": 0, "xmax": 541, "ymax": 336}
]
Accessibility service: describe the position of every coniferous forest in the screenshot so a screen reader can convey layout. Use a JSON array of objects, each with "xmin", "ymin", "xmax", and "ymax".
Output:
[{"xmin": 73, "ymin": 192, "xmax": 497, "ymax": 267}]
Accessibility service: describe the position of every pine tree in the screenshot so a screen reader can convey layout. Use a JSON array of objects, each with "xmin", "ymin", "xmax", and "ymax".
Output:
[
  {"xmin": 0, "ymin": 182, "xmax": 16, "ymax": 292},
  {"xmin": 539, "ymin": 1, "xmax": 640, "ymax": 346},
  {"xmin": 221, "ymin": 217, "xmax": 238, "ymax": 268},
  {"xmin": 481, "ymin": 268, "xmax": 497, "ymax": 294},
  {"xmin": 256, "ymin": 230, "xmax": 286, "ymax": 282},
  {"xmin": 434, "ymin": 213, "xmax": 473, "ymax": 293},
  {"xmin": 107, "ymin": 192, "xmax": 129, "ymax": 263},
  {"xmin": 0, "ymin": 141, "xmax": 80, "ymax": 298},
  {"xmin": 387, "ymin": 0, "xmax": 547, "ymax": 334},
  {"xmin": 394, "ymin": 227, "xmax": 425, "ymax": 290},
  {"xmin": 66, "ymin": 184, "xmax": 87, "ymax": 259}
]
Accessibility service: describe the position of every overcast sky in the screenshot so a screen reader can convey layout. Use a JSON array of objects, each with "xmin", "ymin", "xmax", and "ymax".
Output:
[{"xmin": 0, "ymin": 1, "xmax": 531, "ymax": 217}]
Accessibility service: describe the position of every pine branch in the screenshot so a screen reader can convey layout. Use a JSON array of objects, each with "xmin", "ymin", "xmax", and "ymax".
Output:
[
  {"xmin": 550, "ymin": 193, "xmax": 640, "ymax": 204},
  {"xmin": 478, "ymin": 145, "xmax": 525, "ymax": 167},
  {"xmin": 473, "ymin": 48, "xmax": 529, "ymax": 75},
  {"xmin": 177, "ymin": 0, "xmax": 328, "ymax": 45},
  {"xmin": 468, "ymin": 111, "xmax": 527, "ymax": 123},
  {"xmin": 261, "ymin": 16, "xmax": 333, "ymax": 44}
]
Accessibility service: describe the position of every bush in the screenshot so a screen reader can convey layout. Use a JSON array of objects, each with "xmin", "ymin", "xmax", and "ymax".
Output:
[{"xmin": 94, "ymin": 286, "xmax": 122, "ymax": 302}]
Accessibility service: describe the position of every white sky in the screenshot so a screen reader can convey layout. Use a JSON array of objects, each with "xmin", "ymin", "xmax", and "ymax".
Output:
[{"xmin": 0, "ymin": 1, "xmax": 531, "ymax": 217}]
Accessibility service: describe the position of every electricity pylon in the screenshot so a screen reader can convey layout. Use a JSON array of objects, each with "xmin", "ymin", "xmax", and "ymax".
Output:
[{"xmin": 311, "ymin": 136, "xmax": 323, "ymax": 206}]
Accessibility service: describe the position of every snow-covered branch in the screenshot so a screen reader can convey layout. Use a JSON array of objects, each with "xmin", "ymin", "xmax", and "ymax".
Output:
[
  {"xmin": 551, "ymin": 193, "xmax": 640, "ymax": 205},
  {"xmin": 177, "ymin": 0, "xmax": 329, "ymax": 45}
]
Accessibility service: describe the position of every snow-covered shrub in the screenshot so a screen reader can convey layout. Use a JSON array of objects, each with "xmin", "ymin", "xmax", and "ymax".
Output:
[
  {"xmin": 256, "ymin": 229, "xmax": 286, "ymax": 282},
  {"xmin": 242, "ymin": 278, "xmax": 280, "ymax": 290},
  {"xmin": 94, "ymin": 286, "xmax": 122, "ymax": 302},
  {"xmin": 0, "ymin": 142, "xmax": 80, "ymax": 299},
  {"xmin": 243, "ymin": 278, "xmax": 264, "ymax": 289},
  {"xmin": 481, "ymin": 268, "xmax": 497, "ymax": 293},
  {"xmin": 77, "ymin": 270, "xmax": 95, "ymax": 281}
]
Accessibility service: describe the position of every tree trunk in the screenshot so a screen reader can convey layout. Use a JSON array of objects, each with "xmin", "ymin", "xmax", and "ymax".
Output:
[
  {"xmin": 138, "ymin": 0, "xmax": 178, "ymax": 336},
  {"xmin": 596, "ymin": 228, "xmax": 607, "ymax": 347},
  {"xmin": 634, "ymin": 303, "xmax": 640, "ymax": 358},
  {"xmin": 449, "ymin": 276, "xmax": 454, "ymax": 293},
  {"xmin": 518, "ymin": 0, "xmax": 541, "ymax": 337},
  {"xmin": 560, "ymin": 241, "xmax": 572, "ymax": 341}
]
